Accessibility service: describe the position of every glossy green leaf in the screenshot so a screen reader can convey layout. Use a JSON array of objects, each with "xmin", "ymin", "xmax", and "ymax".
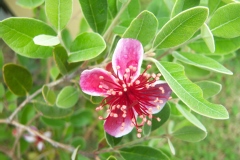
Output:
[
  {"xmin": 33, "ymin": 34, "xmax": 60, "ymax": 46},
  {"xmin": 123, "ymin": 10, "xmax": 158, "ymax": 46},
  {"xmin": 120, "ymin": 146, "xmax": 170, "ymax": 160},
  {"xmin": 3, "ymin": 64, "xmax": 32, "ymax": 96},
  {"xmin": 171, "ymin": 0, "xmax": 200, "ymax": 18},
  {"xmin": 53, "ymin": 46, "xmax": 81, "ymax": 75},
  {"xmin": 56, "ymin": 86, "xmax": 79, "ymax": 109},
  {"xmin": 105, "ymin": 132, "xmax": 122, "ymax": 147},
  {"xmin": 19, "ymin": 104, "xmax": 35, "ymax": 124},
  {"xmin": 152, "ymin": 60, "xmax": 229, "ymax": 119},
  {"xmin": 45, "ymin": 0, "xmax": 72, "ymax": 31},
  {"xmin": 172, "ymin": 52, "xmax": 233, "ymax": 75},
  {"xmin": 69, "ymin": 32, "xmax": 106, "ymax": 62},
  {"xmin": 172, "ymin": 126, "xmax": 207, "ymax": 142},
  {"xmin": 196, "ymin": 81, "xmax": 222, "ymax": 99},
  {"xmin": 61, "ymin": 29, "xmax": 72, "ymax": 50},
  {"xmin": 79, "ymin": 18, "xmax": 90, "ymax": 34},
  {"xmin": 153, "ymin": 7, "xmax": 208, "ymax": 49},
  {"xmin": 34, "ymin": 101, "xmax": 73, "ymax": 118},
  {"xmin": 189, "ymin": 36, "xmax": 240, "ymax": 54},
  {"xmin": 183, "ymin": 63, "xmax": 211, "ymax": 79},
  {"xmin": 107, "ymin": 156, "xmax": 117, "ymax": 160},
  {"xmin": 42, "ymin": 85, "xmax": 56, "ymax": 106},
  {"xmin": 151, "ymin": 103, "xmax": 171, "ymax": 131},
  {"xmin": 79, "ymin": 0, "xmax": 107, "ymax": 34},
  {"xmin": 17, "ymin": 0, "xmax": 44, "ymax": 8},
  {"xmin": 167, "ymin": 138, "xmax": 175, "ymax": 155},
  {"xmin": 175, "ymin": 104, "xmax": 206, "ymax": 131},
  {"xmin": 0, "ymin": 18, "xmax": 56, "ymax": 58},
  {"xmin": 201, "ymin": 23, "xmax": 215, "ymax": 53},
  {"xmin": 71, "ymin": 145, "xmax": 80, "ymax": 160},
  {"xmin": 209, "ymin": 3, "xmax": 240, "ymax": 38},
  {"xmin": 40, "ymin": 117, "xmax": 65, "ymax": 128}
]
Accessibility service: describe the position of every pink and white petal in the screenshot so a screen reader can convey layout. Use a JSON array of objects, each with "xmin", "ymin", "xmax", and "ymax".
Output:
[
  {"xmin": 43, "ymin": 131, "xmax": 51, "ymax": 138},
  {"xmin": 145, "ymin": 82, "xmax": 172, "ymax": 114},
  {"xmin": 104, "ymin": 109, "xmax": 134, "ymax": 138},
  {"xmin": 112, "ymin": 38, "xmax": 143, "ymax": 81},
  {"xmin": 80, "ymin": 68, "xmax": 117, "ymax": 96},
  {"xmin": 24, "ymin": 134, "xmax": 36, "ymax": 143},
  {"xmin": 37, "ymin": 141, "xmax": 44, "ymax": 151}
]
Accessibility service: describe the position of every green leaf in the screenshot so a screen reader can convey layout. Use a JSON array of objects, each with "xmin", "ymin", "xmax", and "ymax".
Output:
[
  {"xmin": 172, "ymin": 52, "xmax": 233, "ymax": 75},
  {"xmin": 34, "ymin": 101, "xmax": 73, "ymax": 119},
  {"xmin": 171, "ymin": 0, "xmax": 200, "ymax": 18},
  {"xmin": 71, "ymin": 145, "xmax": 80, "ymax": 160},
  {"xmin": 0, "ymin": 83, "xmax": 5, "ymax": 98},
  {"xmin": 40, "ymin": 117, "xmax": 65, "ymax": 128},
  {"xmin": 61, "ymin": 29, "xmax": 72, "ymax": 50},
  {"xmin": 0, "ymin": 18, "xmax": 56, "ymax": 59},
  {"xmin": 120, "ymin": 0, "xmax": 141, "ymax": 20},
  {"xmin": 0, "ymin": 49, "xmax": 3, "ymax": 71},
  {"xmin": 3, "ymin": 64, "xmax": 32, "ymax": 96},
  {"xmin": 167, "ymin": 138, "xmax": 175, "ymax": 155},
  {"xmin": 105, "ymin": 132, "xmax": 122, "ymax": 147},
  {"xmin": 42, "ymin": 85, "xmax": 56, "ymax": 106},
  {"xmin": 196, "ymin": 81, "xmax": 222, "ymax": 99},
  {"xmin": 53, "ymin": 46, "xmax": 81, "ymax": 75},
  {"xmin": 108, "ymin": 0, "xmax": 117, "ymax": 19},
  {"xmin": 208, "ymin": 0, "xmax": 224, "ymax": 15},
  {"xmin": 209, "ymin": 3, "xmax": 240, "ymax": 38},
  {"xmin": 123, "ymin": 10, "xmax": 158, "ymax": 46},
  {"xmin": 120, "ymin": 146, "xmax": 170, "ymax": 160},
  {"xmin": 70, "ymin": 110, "xmax": 93, "ymax": 127},
  {"xmin": 107, "ymin": 156, "xmax": 117, "ymax": 160},
  {"xmin": 175, "ymin": 103, "xmax": 206, "ymax": 131},
  {"xmin": 79, "ymin": 0, "xmax": 108, "ymax": 34},
  {"xmin": 153, "ymin": 7, "xmax": 208, "ymax": 49},
  {"xmin": 45, "ymin": 0, "xmax": 72, "ymax": 31},
  {"xmin": 152, "ymin": 60, "xmax": 229, "ymax": 119},
  {"xmin": 151, "ymin": 103, "xmax": 171, "ymax": 131},
  {"xmin": 189, "ymin": 36, "xmax": 240, "ymax": 54},
  {"xmin": 19, "ymin": 104, "xmax": 35, "ymax": 124},
  {"xmin": 56, "ymin": 86, "xmax": 79, "ymax": 109},
  {"xmin": 17, "ymin": 0, "xmax": 44, "ymax": 8},
  {"xmin": 201, "ymin": 23, "xmax": 215, "ymax": 53},
  {"xmin": 172, "ymin": 126, "xmax": 207, "ymax": 142},
  {"xmin": 69, "ymin": 32, "xmax": 106, "ymax": 62},
  {"xmin": 33, "ymin": 34, "xmax": 60, "ymax": 46}
]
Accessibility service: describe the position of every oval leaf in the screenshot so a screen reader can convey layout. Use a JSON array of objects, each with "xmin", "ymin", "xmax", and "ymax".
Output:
[
  {"xmin": 45, "ymin": 0, "xmax": 72, "ymax": 31},
  {"xmin": 33, "ymin": 34, "xmax": 60, "ymax": 46},
  {"xmin": 123, "ymin": 10, "xmax": 158, "ymax": 46},
  {"xmin": 196, "ymin": 81, "xmax": 222, "ymax": 99},
  {"xmin": 175, "ymin": 103, "xmax": 206, "ymax": 132},
  {"xmin": 34, "ymin": 101, "xmax": 73, "ymax": 118},
  {"xmin": 172, "ymin": 52, "xmax": 233, "ymax": 75},
  {"xmin": 167, "ymin": 138, "xmax": 175, "ymax": 155},
  {"xmin": 153, "ymin": 7, "xmax": 208, "ymax": 49},
  {"xmin": 3, "ymin": 64, "xmax": 32, "ymax": 96},
  {"xmin": 152, "ymin": 60, "xmax": 229, "ymax": 119},
  {"xmin": 209, "ymin": 3, "xmax": 240, "ymax": 38},
  {"xmin": 172, "ymin": 126, "xmax": 207, "ymax": 142},
  {"xmin": 17, "ymin": 0, "xmax": 44, "ymax": 8},
  {"xmin": 201, "ymin": 23, "xmax": 215, "ymax": 53},
  {"xmin": 56, "ymin": 86, "xmax": 79, "ymax": 109},
  {"xmin": 0, "ymin": 18, "xmax": 56, "ymax": 59},
  {"xmin": 151, "ymin": 103, "xmax": 170, "ymax": 131},
  {"xmin": 69, "ymin": 32, "xmax": 106, "ymax": 62},
  {"xmin": 120, "ymin": 146, "xmax": 170, "ymax": 160},
  {"xmin": 79, "ymin": 0, "xmax": 107, "ymax": 34},
  {"xmin": 42, "ymin": 85, "xmax": 56, "ymax": 106}
]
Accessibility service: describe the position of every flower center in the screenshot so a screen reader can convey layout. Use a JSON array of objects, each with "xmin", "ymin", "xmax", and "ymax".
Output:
[{"xmin": 96, "ymin": 65, "xmax": 167, "ymax": 138}]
